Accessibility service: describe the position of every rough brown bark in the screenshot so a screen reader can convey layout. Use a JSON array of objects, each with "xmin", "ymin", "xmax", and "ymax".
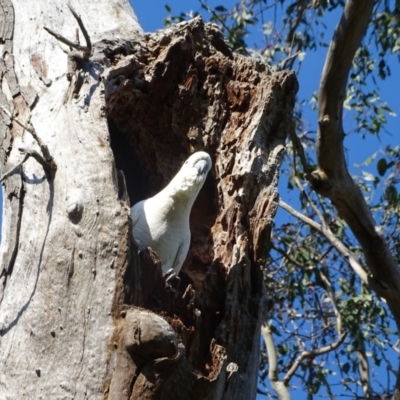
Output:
[
  {"xmin": 105, "ymin": 17, "xmax": 297, "ymax": 399},
  {"xmin": 0, "ymin": 2, "xmax": 297, "ymax": 399}
]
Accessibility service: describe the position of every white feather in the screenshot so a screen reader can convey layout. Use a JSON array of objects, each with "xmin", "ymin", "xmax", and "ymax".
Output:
[{"xmin": 131, "ymin": 151, "xmax": 212, "ymax": 275}]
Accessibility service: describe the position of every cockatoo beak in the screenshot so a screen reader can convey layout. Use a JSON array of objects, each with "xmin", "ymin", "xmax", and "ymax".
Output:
[{"xmin": 195, "ymin": 159, "xmax": 210, "ymax": 175}]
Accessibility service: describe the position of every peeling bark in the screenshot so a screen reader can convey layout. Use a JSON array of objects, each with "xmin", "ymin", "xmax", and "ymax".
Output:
[
  {"xmin": 0, "ymin": 2, "xmax": 297, "ymax": 399},
  {"xmin": 105, "ymin": 17, "xmax": 297, "ymax": 399}
]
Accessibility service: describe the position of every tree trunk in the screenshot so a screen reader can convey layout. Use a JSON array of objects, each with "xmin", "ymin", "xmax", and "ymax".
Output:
[{"xmin": 0, "ymin": 1, "xmax": 297, "ymax": 399}]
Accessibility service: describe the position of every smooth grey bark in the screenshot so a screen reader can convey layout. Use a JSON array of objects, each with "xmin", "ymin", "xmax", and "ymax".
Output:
[
  {"xmin": 0, "ymin": 1, "xmax": 141, "ymax": 398},
  {"xmin": 261, "ymin": 323, "xmax": 291, "ymax": 400}
]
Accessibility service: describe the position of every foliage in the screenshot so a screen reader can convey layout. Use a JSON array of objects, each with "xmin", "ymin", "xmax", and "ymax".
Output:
[{"xmin": 164, "ymin": 0, "xmax": 400, "ymax": 398}]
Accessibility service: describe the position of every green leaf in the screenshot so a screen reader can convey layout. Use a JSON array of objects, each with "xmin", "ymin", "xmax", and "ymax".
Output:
[
  {"xmin": 342, "ymin": 362, "xmax": 350, "ymax": 374},
  {"xmin": 263, "ymin": 21, "xmax": 274, "ymax": 35},
  {"xmin": 377, "ymin": 158, "xmax": 387, "ymax": 176},
  {"xmin": 361, "ymin": 171, "xmax": 376, "ymax": 182},
  {"xmin": 385, "ymin": 186, "xmax": 398, "ymax": 204}
]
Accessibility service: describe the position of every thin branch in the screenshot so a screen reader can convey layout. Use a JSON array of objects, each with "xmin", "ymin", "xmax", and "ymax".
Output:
[
  {"xmin": 0, "ymin": 154, "xmax": 28, "ymax": 183},
  {"xmin": 198, "ymin": 0, "xmax": 249, "ymax": 55},
  {"xmin": 318, "ymin": 246, "xmax": 333, "ymax": 264},
  {"xmin": 261, "ymin": 323, "xmax": 292, "ymax": 400},
  {"xmin": 43, "ymin": 27, "xmax": 89, "ymax": 53},
  {"xmin": 317, "ymin": 267, "xmax": 342, "ymax": 333},
  {"xmin": 281, "ymin": 50, "xmax": 301, "ymax": 71},
  {"xmin": 283, "ymin": 330, "xmax": 347, "ymax": 385},
  {"xmin": 66, "ymin": 2, "xmax": 91, "ymax": 55},
  {"xmin": 0, "ymin": 105, "xmax": 52, "ymax": 161},
  {"xmin": 287, "ymin": 129, "xmax": 313, "ymax": 181},
  {"xmin": 198, "ymin": 0, "xmax": 231, "ymax": 34},
  {"xmin": 271, "ymin": 243, "xmax": 308, "ymax": 271},
  {"xmin": 0, "ymin": 106, "xmax": 56, "ymax": 179},
  {"xmin": 263, "ymin": 250, "xmax": 346, "ymax": 389},
  {"xmin": 1, "ymin": 105, "xmax": 32, "ymax": 133},
  {"xmin": 290, "ymin": 260, "xmax": 347, "ymax": 385},
  {"xmin": 18, "ymin": 147, "xmax": 54, "ymax": 180},
  {"xmin": 274, "ymin": 226, "xmax": 303, "ymax": 272},
  {"xmin": 293, "ymin": 176, "xmax": 326, "ymax": 227},
  {"xmin": 355, "ymin": 332, "xmax": 373, "ymax": 400},
  {"xmin": 279, "ymin": 199, "xmax": 368, "ymax": 286}
]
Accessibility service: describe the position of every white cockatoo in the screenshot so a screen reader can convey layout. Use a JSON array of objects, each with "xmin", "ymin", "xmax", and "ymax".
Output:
[{"xmin": 131, "ymin": 151, "xmax": 212, "ymax": 277}]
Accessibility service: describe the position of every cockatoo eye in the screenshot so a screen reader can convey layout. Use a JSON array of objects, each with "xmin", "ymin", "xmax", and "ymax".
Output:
[{"xmin": 195, "ymin": 159, "xmax": 209, "ymax": 175}]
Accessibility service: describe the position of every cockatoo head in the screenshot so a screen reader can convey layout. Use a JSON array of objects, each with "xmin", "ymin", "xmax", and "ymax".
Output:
[{"xmin": 169, "ymin": 151, "xmax": 212, "ymax": 198}]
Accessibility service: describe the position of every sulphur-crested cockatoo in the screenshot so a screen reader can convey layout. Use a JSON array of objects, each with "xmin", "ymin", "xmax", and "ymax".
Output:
[{"xmin": 131, "ymin": 151, "xmax": 212, "ymax": 277}]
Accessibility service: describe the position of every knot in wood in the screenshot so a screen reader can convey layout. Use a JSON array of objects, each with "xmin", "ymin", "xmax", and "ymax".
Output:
[
  {"xmin": 66, "ymin": 194, "xmax": 84, "ymax": 223},
  {"xmin": 123, "ymin": 309, "xmax": 179, "ymax": 362},
  {"xmin": 319, "ymin": 115, "xmax": 331, "ymax": 126},
  {"xmin": 310, "ymin": 169, "xmax": 330, "ymax": 195}
]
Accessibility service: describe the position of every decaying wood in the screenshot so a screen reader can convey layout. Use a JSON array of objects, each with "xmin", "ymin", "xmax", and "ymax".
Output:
[
  {"xmin": 0, "ymin": 1, "xmax": 297, "ymax": 399},
  {"xmin": 105, "ymin": 17, "xmax": 297, "ymax": 399}
]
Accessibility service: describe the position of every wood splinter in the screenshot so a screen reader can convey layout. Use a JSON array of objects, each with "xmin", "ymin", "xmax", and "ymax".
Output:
[
  {"xmin": 0, "ymin": 105, "xmax": 57, "ymax": 182},
  {"xmin": 43, "ymin": 2, "xmax": 92, "ymax": 84}
]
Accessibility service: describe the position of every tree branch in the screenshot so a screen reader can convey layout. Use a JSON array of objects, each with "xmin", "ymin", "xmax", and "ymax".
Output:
[
  {"xmin": 0, "ymin": 154, "xmax": 28, "ymax": 183},
  {"xmin": 43, "ymin": 2, "xmax": 91, "ymax": 57},
  {"xmin": 293, "ymin": 176, "xmax": 326, "ymax": 227},
  {"xmin": 0, "ymin": 105, "xmax": 57, "ymax": 180},
  {"xmin": 313, "ymin": 0, "xmax": 400, "ymax": 323},
  {"xmin": 288, "ymin": 129, "xmax": 314, "ymax": 183},
  {"xmin": 279, "ymin": 199, "xmax": 369, "ymax": 286},
  {"xmin": 18, "ymin": 147, "xmax": 55, "ymax": 180},
  {"xmin": 272, "ymin": 223, "xmax": 347, "ymax": 387},
  {"xmin": 317, "ymin": 0, "xmax": 375, "ymax": 172},
  {"xmin": 283, "ymin": 329, "xmax": 347, "ymax": 386},
  {"xmin": 271, "ymin": 243, "xmax": 308, "ymax": 271},
  {"xmin": 261, "ymin": 323, "xmax": 291, "ymax": 400},
  {"xmin": 66, "ymin": 2, "xmax": 91, "ymax": 55},
  {"xmin": 355, "ymin": 332, "xmax": 373, "ymax": 400},
  {"xmin": 43, "ymin": 27, "xmax": 89, "ymax": 54}
]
